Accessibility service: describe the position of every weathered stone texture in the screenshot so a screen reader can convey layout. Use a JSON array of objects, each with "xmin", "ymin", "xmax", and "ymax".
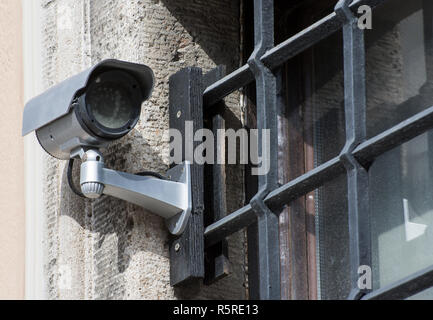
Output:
[{"xmin": 40, "ymin": 0, "xmax": 245, "ymax": 300}]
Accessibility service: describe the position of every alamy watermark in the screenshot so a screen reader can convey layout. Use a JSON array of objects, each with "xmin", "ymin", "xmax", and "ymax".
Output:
[
  {"xmin": 358, "ymin": 5, "xmax": 372, "ymax": 30},
  {"xmin": 169, "ymin": 121, "xmax": 270, "ymax": 176},
  {"xmin": 167, "ymin": 7, "xmax": 372, "ymax": 176},
  {"xmin": 358, "ymin": 265, "xmax": 372, "ymax": 290}
]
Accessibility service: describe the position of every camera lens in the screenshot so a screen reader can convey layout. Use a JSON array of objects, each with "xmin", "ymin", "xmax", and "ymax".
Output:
[
  {"xmin": 86, "ymin": 81, "xmax": 133, "ymax": 129},
  {"xmin": 76, "ymin": 70, "xmax": 143, "ymax": 140}
]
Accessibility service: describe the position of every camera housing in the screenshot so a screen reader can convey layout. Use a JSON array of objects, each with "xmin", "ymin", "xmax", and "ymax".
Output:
[
  {"xmin": 22, "ymin": 59, "xmax": 192, "ymax": 236},
  {"xmin": 22, "ymin": 59, "xmax": 154, "ymax": 159}
]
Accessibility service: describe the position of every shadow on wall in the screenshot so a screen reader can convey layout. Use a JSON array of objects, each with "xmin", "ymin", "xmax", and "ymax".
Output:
[
  {"xmin": 160, "ymin": 0, "xmax": 240, "ymax": 71},
  {"xmin": 59, "ymin": 130, "xmax": 169, "ymax": 277},
  {"xmin": 57, "ymin": 111, "xmax": 245, "ymax": 298}
]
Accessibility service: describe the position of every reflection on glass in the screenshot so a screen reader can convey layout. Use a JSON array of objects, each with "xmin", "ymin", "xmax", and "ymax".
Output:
[
  {"xmin": 367, "ymin": 0, "xmax": 433, "ymax": 291},
  {"xmin": 366, "ymin": 0, "xmax": 433, "ymax": 138},
  {"xmin": 370, "ymin": 132, "xmax": 433, "ymax": 289},
  {"xmin": 87, "ymin": 82, "xmax": 133, "ymax": 129}
]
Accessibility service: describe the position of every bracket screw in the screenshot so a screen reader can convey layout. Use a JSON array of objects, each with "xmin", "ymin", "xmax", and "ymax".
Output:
[
  {"xmin": 174, "ymin": 243, "xmax": 181, "ymax": 252},
  {"xmin": 176, "ymin": 111, "xmax": 182, "ymax": 119}
]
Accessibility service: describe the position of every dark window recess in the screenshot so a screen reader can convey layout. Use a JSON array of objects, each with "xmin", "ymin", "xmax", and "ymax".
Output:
[{"xmin": 169, "ymin": 0, "xmax": 433, "ymax": 300}]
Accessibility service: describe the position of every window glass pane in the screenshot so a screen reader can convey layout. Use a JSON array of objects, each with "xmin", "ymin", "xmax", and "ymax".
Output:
[
  {"xmin": 305, "ymin": 31, "xmax": 346, "ymax": 168},
  {"xmin": 277, "ymin": 0, "xmax": 433, "ymax": 299},
  {"xmin": 370, "ymin": 131, "xmax": 433, "ymax": 289},
  {"xmin": 315, "ymin": 174, "xmax": 350, "ymax": 300},
  {"xmin": 276, "ymin": 1, "xmax": 347, "ymax": 299},
  {"xmin": 366, "ymin": 0, "xmax": 433, "ymax": 138},
  {"xmin": 281, "ymin": 30, "xmax": 345, "ymax": 181},
  {"xmin": 280, "ymin": 33, "xmax": 347, "ymax": 300},
  {"xmin": 280, "ymin": 174, "xmax": 349, "ymax": 300},
  {"xmin": 301, "ymin": 16, "xmax": 347, "ymax": 302},
  {"xmin": 276, "ymin": 1, "xmax": 346, "ymax": 180},
  {"xmin": 367, "ymin": 0, "xmax": 433, "ymax": 292}
]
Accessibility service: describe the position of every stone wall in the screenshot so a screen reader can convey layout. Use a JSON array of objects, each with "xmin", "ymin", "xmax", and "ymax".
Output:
[{"xmin": 40, "ymin": 0, "xmax": 245, "ymax": 300}]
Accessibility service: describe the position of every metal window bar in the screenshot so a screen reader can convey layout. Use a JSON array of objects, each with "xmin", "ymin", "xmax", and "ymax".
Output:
[
  {"xmin": 198, "ymin": 0, "xmax": 433, "ymax": 300},
  {"xmin": 246, "ymin": 0, "xmax": 281, "ymax": 300},
  {"xmin": 336, "ymin": 0, "xmax": 370, "ymax": 300},
  {"xmin": 203, "ymin": 0, "xmax": 386, "ymax": 108}
]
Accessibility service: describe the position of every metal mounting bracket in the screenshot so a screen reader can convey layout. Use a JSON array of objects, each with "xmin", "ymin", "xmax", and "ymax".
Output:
[
  {"xmin": 79, "ymin": 149, "xmax": 192, "ymax": 236},
  {"xmin": 165, "ymin": 162, "xmax": 193, "ymax": 235}
]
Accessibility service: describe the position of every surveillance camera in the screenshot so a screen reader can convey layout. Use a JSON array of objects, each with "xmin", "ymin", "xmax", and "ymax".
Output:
[
  {"xmin": 22, "ymin": 59, "xmax": 154, "ymax": 159},
  {"xmin": 22, "ymin": 59, "xmax": 192, "ymax": 236}
]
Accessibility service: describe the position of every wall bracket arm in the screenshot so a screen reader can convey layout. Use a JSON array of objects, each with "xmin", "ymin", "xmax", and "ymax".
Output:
[{"xmin": 79, "ymin": 149, "xmax": 192, "ymax": 236}]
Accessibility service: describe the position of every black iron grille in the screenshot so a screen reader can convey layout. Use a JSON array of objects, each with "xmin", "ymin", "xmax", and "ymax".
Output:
[{"xmin": 177, "ymin": 0, "xmax": 433, "ymax": 300}]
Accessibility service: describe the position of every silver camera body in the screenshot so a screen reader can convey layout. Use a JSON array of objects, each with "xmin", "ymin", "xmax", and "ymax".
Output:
[
  {"xmin": 22, "ymin": 59, "xmax": 154, "ymax": 159},
  {"xmin": 22, "ymin": 59, "xmax": 192, "ymax": 236}
]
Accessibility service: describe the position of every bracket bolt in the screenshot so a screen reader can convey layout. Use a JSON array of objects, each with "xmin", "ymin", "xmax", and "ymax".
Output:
[
  {"xmin": 174, "ymin": 243, "xmax": 181, "ymax": 252},
  {"xmin": 176, "ymin": 111, "xmax": 182, "ymax": 119}
]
